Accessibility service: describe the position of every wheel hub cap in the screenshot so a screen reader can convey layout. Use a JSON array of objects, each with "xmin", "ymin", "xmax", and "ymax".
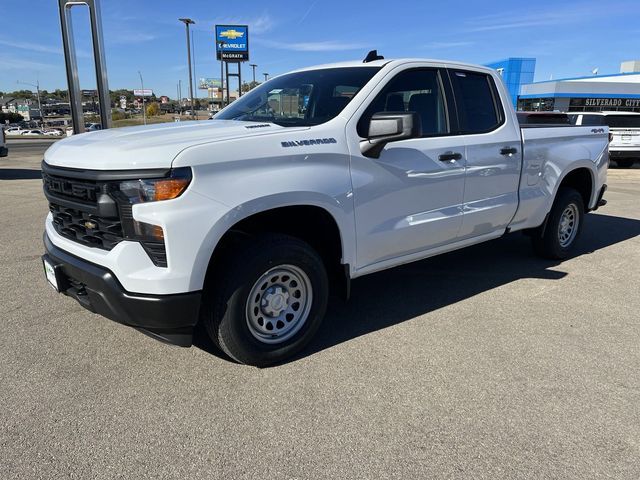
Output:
[
  {"xmin": 558, "ymin": 203, "xmax": 579, "ymax": 247},
  {"xmin": 245, "ymin": 265, "xmax": 313, "ymax": 345}
]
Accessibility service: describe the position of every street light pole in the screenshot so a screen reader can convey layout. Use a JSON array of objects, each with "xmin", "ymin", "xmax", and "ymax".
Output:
[
  {"xmin": 178, "ymin": 18, "xmax": 196, "ymax": 120},
  {"xmin": 138, "ymin": 70, "xmax": 146, "ymax": 125},
  {"xmin": 249, "ymin": 64, "xmax": 257, "ymax": 83},
  {"xmin": 263, "ymin": 72, "xmax": 269, "ymax": 82},
  {"xmin": 17, "ymin": 79, "xmax": 43, "ymax": 127}
]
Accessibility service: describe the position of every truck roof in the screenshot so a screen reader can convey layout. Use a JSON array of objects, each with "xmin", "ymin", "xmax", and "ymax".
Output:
[{"xmin": 289, "ymin": 58, "xmax": 497, "ymax": 75}]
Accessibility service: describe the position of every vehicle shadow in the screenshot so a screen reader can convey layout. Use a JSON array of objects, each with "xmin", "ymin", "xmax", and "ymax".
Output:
[
  {"xmin": 194, "ymin": 213, "xmax": 640, "ymax": 365},
  {"xmin": 303, "ymin": 212, "xmax": 640, "ymax": 361},
  {"xmin": 0, "ymin": 169, "xmax": 42, "ymax": 180}
]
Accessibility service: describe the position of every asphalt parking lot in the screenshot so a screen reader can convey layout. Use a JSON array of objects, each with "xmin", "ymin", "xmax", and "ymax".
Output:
[{"xmin": 1, "ymin": 139, "xmax": 639, "ymax": 479}]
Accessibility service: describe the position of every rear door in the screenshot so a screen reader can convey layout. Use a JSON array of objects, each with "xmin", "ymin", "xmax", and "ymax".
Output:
[{"xmin": 448, "ymin": 68, "xmax": 522, "ymax": 239}]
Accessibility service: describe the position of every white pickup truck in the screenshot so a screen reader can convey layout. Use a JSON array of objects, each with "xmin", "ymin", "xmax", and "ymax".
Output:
[{"xmin": 42, "ymin": 55, "xmax": 609, "ymax": 366}]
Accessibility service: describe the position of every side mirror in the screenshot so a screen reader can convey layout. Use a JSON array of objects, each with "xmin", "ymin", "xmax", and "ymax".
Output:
[{"xmin": 360, "ymin": 112, "xmax": 422, "ymax": 158}]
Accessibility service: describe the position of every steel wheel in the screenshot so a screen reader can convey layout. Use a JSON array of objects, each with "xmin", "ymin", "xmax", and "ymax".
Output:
[
  {"xmin": 245, "ymin": 264, "xmax": 313, "ymax": 345},
  {"xmin": 558, "ymin": 203, "xmax": 579, "ymax": 247}
]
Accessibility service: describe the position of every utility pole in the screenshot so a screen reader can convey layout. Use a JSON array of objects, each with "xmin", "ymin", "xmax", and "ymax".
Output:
[
  {"xmin": 138, "ymin": 70, "xmax": 146, "ymax": 125},
  {"xmin": 178, "ymin": 80, "xmax": 182, "ymax": 115},
  {"xmin": 263, "ymin": 72, "xmax": 269, "ymax": 82},
  {"xmin": 179, "ymin": 18, "xmax": 196, "ymax": 120},
  {"xmin": 17, "ymin": 79, "xmax": 43, "ymax": 127},
  {"xmin": 249, "ymin": 64, "xmax": 257, "ymax": 83}
]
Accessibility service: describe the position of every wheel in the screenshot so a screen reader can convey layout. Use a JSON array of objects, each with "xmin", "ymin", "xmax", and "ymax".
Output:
[
  {"xmin": 532, "ymin": 187, "xmax": 585, "ymax": 259},
  {"xmin": 202, "ymin": 233, "xmax": 329, "ymax": 367},
  {"xmin": 615, "ymin": 158, "xmax": 634, "ymax": 168}
]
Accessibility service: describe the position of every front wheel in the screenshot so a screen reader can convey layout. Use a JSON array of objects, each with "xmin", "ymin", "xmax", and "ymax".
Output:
[
  {"xmin": 532, "ymin": 187, "xmax": 585, "ymax": 259},
  {"xmin": 202, "ymin": 234, "xmax": 329, "ymax": 367}
]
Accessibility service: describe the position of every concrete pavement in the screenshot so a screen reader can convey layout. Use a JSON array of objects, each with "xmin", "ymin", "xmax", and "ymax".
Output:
[{"xmin": 1, "ymin": 144, "xmax": 639, "ymax": 479}]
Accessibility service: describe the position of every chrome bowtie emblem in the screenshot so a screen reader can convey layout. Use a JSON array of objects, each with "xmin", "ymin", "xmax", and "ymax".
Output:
[{"xmin": 84, "ymin": 220, "xmax": 97, "ymax": 230}]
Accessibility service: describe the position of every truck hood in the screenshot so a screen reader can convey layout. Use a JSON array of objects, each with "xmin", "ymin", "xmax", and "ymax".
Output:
[{"xmin": 44, "ymin": 120, "xmax": 299, "ymax": 170}]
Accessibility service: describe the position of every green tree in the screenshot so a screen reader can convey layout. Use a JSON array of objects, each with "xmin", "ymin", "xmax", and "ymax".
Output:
[
  {"xmin": 146, "ymin": 102, "xmax": 160, "ymax": 116},
  {"xmin": 0, "ymin": 112, "xmax": 25, "ymax": 123},
  {"xmin": 241, "ymin": 81, "xmax": 261, "ymax": 93}
]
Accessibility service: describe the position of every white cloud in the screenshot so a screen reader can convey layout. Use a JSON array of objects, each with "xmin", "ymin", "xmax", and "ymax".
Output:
[
  {"xmin": 0, "ymin": 39, "xmax": 61, "ymax": 55},
  {"xmin": 0, "ymin": 54, "xmax": 56, "ymax": 71},
  {"xmin": 466, "ymin": 1, "xmax": 632, "ymax": 32},
  {"xmin": 108, "ymin": 31, "xmax": 157, "ymax": 45},
  {"xmin": 255, "ymin": 38, "xmax": 368, "ymax": 52},
  {"xmin": 193, "ymin": 13, "xmax": 274, "ymax": 34},
  {"xmin": 299, "ymin": 0, "xmax": 319, "ymax": 24},
  {"xmin": 423, "ymin": 41, "xmax": 474, "ymax": 49}
]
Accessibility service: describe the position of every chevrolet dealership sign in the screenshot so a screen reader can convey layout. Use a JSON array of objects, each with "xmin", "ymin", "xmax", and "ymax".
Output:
[{"xmin": 215, "ymin": 25, "xmax": 249, "ymax": 61}]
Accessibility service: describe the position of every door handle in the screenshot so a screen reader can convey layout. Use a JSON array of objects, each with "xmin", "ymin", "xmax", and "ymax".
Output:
[
  {"xmin": 438, "ymin": 152, "xmax": 462, "ymax": 162},
  {"xmin": 500, "ymin": 147, "xmax": 518, "ymax": 156}
]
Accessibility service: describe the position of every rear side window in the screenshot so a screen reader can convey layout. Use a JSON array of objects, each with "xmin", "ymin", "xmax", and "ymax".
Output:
[
  {"xmin": 450, "ymin": 70, "xmax": 503, "ymax": 134},
  {"xmin": 580, "ymin": 115, "xmax": 605, "ymax": 126}
]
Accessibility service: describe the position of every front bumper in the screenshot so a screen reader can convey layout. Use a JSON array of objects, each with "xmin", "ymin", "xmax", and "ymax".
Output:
[{"xmin": 43, "ymin": 233, "xmax": 202, "ymax": 346}]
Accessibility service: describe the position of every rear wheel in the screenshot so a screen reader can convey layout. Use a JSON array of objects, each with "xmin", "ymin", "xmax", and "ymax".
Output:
[
  {"xmin": 202, "ymin": 234, "xmax": 328, "ymax": 367},
  {"xmin": 615, "ymin": 158, "xmax": 634, "ymax": 168},
  {"xmin": 532, "ymin": 187, "xmax": 585, "ymax": 259}
]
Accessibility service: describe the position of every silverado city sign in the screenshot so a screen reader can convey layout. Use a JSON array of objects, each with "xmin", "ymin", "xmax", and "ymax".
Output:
[{"xmin": 574, "ymin": 98, "xmax": 640, "ymax": 108}]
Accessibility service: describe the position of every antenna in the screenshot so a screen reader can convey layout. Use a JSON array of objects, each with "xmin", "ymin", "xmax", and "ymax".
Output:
[{"xmin": 363, "ymin": 50, "xmax": 384, "ymax": 63}]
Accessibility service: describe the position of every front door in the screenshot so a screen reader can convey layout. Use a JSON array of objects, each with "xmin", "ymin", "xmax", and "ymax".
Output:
[{"xmin": 349, "ymin": 67, "xmax": 467, "ymax": 270}]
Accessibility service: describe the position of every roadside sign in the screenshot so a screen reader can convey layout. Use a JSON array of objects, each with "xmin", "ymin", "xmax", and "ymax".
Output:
[
  {"xmin": 81, "ymin": 89, "xmax": 98, "ymax": 97},
  {"xmin": 215, "ymin": 25, "xmax": 249, "ymax": 61},
  {"xmin": 134, "ymin": 89, "xmax": 153, "ymax": 97},
  {"xmin": 199, "ymin": 78, "xmax": 222, "ymax": 89}
]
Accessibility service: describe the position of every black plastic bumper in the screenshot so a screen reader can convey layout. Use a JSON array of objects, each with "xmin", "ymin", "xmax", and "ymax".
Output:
[
  {"xmin": 43, "ymin": 234, "xmax": 201, "ymax": 346},
  {"xmin": 0, "ymin": 146, "xmax": 7, "ymax": 157},
  {"xmin": 609, "ymin": 150, "xmax": 639, "ymax": 158}
]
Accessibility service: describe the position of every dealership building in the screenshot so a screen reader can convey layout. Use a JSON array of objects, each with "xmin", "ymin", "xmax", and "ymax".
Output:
[{"xmin": 517, "ymin": 60, "xmax": 640, "ymax": 113}]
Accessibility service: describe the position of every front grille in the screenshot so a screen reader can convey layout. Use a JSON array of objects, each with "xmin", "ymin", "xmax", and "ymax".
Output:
[
  {"xmin": 43, "ymin": 166, "xmax": 168, "ymax": 267},
  {"xmin": 50, "ymin": 203, "xmax": 124, "ymax": 250},
  {"xmin": 43, "ymin": 172, "xmax": 98, "ymax": 204}
]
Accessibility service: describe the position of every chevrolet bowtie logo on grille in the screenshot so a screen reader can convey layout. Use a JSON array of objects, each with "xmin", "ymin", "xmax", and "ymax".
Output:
[{"xmin": 84, "ymin": 220, "xmax": 97, "ymax": 230}]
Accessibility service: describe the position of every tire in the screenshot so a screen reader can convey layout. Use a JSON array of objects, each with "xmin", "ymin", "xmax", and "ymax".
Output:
[
  {"xmin": 615, "ymin": 158, "xmax": 634, "ymax": 169},
  {"xmin": 201, "ymin": 233, "xmax": 329, "ymax": 367},
  {"xmin": 532, "ymin": 187, "xmax": 585, "ymax": 260}
]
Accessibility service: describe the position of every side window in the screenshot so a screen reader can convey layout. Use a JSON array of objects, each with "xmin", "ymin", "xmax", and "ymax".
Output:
[
  {"xmin": 581, "ymin": 115, "xmax": 605, "ymax": 126},
  {"xmin": 450, "ymin": 70, "xmax": 503, "ymax": 134},
  {"xmin": 357, "ymin": 69, "xmax": 449, "ymax": 138}
]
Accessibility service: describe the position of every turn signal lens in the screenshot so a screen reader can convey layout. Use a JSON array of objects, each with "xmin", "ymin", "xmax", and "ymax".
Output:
[
  {"xmin": 117, "ymin": 167, "xmax": 192, "ymax": 204},
  {"xmin": 155, "ymin": 178, "xmax": 191, "ymax": 201}
]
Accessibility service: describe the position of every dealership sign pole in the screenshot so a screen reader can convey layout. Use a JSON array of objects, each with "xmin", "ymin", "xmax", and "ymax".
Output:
[
  {"xmin": 215, "ymin": 25, "xmax": 249, "ymax": 104},
  {"xmin": 58, "ymin": 0, "xmax": 112, "ymax": 134}
]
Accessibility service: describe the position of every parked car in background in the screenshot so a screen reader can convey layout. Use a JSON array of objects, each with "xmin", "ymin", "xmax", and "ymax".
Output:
[
  {"xmin": 21, "ymin": 129, "xmax": 46, "ymax": 136},
  {"xmin": 0, "ymin": 127, "xmax": 8, "ymax": 157},
  {"xmin": 5, "ymin": 127, "xmax": 26, "ymax": 136},
  {"xmin": 85, "ymin": 123, "xmax": 102, "ymax": 132},
  {"xmin": 44, "ymin": 129, "xmax": 64, "ymax": 137},
  {"xmin": 570, "ymin": 111, "xmax": 640, "ymax": 168}
]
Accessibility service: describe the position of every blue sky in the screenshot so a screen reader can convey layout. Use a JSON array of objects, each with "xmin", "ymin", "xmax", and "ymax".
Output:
[{"xmin": 1, "ymin": 0, "xmax": 639, "ymax": 97}]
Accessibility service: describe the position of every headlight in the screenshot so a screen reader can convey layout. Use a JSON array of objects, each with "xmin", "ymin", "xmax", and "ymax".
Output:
[{"xmin": 117, "ymin": 167, "xmax": 192, "ymax": 204}]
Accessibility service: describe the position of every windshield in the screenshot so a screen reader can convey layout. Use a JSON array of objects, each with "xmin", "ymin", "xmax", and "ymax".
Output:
[
  {"xmin": 216, "ymin": 67, "xmax": 381, "ymax": 126},
  {"xmin": 604, "ymin": 115, "xmax": 640, "ymax": 129}
]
